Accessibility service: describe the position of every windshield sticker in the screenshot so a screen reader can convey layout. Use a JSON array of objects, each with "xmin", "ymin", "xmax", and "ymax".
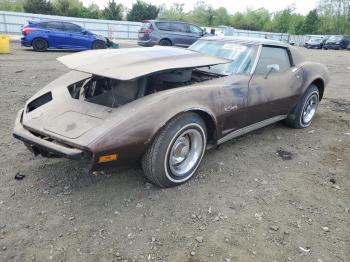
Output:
[{"xmin": 222, "ymin": 44, "xmax": 247, "ymax": 52}]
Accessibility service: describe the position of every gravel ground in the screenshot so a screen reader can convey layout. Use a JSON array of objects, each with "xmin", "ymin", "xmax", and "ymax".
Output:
[{"xmin": 0, "ymin": 43, "xmax": 349, "ymax": 262}]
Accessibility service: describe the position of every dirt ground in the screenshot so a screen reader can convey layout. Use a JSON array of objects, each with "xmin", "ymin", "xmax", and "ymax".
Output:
[{"xmin": 0, "ymin": 43, "xmax": 349, "ymax": 262}]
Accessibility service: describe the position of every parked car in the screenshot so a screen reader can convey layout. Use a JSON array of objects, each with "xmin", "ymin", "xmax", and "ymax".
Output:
[
  {"xmin": 137, "ymin": 20, "xmax": 206, "ymax": 47},
  {"xmin": 304, "ymin": 37, "xmax": 327, "ymax": 49},
  {"xmin": 323, "ymin": 35, "xmax": 350, "ymax": 50},
  {"xmin": 21, "ymin": 20, "xmax": 107, "ymax": 51},
  {"xmin": 13, "ymin": 36, "xmax": 329, "ymax": 188},
  {"xmin": 347, "ymin": 43, "xmax": 350, "ymax": 50}
]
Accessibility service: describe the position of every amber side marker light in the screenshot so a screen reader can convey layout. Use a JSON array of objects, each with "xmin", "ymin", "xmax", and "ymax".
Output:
[{"xmin": 98, "ymin": 154, "xmax": 118, "ymax": 163}]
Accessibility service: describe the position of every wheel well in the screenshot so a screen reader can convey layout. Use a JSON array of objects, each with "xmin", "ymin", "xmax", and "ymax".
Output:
[
  {"xmin": 311, "ymin": 78, "xmax": 325, "ymax": 101},
  {"xmin": 150, "ymin": 110, "xmax": 217, "ymax": 149},
  {"xmin": 191, "ymin": 110, "xmax": 217, "ymax": 145},
  {"xmin": 159, "ymin": 38, "xmax": 172, "ymax": 44}
]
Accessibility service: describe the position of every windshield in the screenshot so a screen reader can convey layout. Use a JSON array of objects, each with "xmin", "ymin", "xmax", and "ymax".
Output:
[
  {"xmin": 310, "ymin": 38, "xmax": 322, "ymax": 43},
  {"xmin": 190, "ymin": 40, "xmax": 258, "ymax": 75},
  {"xmin": 328, "ymin": 36, "xmax": 342, "ymax": 41}
]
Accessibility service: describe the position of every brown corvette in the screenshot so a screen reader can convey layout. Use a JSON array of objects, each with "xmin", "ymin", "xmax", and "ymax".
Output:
[{"xmin": 13, "ymin": 36, "xmax": 329, "ymax": 188}]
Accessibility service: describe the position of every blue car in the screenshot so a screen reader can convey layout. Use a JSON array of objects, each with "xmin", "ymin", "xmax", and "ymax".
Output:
[{"xmin": 21, "ymin": 20, "xmax": 107, "ymax": 51}]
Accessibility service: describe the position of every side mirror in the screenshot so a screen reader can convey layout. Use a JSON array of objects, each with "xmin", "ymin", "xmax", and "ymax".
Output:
[
  {"xmin": 265, "ymin": 64, "xmax": 280, "ymax": 79},
  {"xmin": 81, "ymin": 29, "xmax": 87, "ymax": 34}
]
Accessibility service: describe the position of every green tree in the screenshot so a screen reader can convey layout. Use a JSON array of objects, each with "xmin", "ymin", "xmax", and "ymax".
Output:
[
  {"xmin": 80, "ymin": 3, "xmax": 101, "ymax": 19},
  {"xmin": 158, "ymin": 3, "xmax": 186, "ymax": 21},
  {"xmin": 51, "ymin": 0, "xmax": 85, "ymax": 17},
  {"xmin": 212, "ymin": 7, "xmax": 231, "ymax": 26},
  {"xmin": 317, "ymin": 0, "xmax": 350, "ymax": 34},
  {"xmin": 102, "ymin": 0, "xmax": 123, "ymax": 20},
  {"xmin": 270, "ymin": 6, "xmax": 294, "ymax": 32},
  {"xmin": 127, "ymin": 0, "xmax": 159, "ymax": 22},
  {"xmin": 231, "ymin": 8, "xmax": 270, "ymax": 31},
  {"xmin": 188, "ymin": 1, "xmax": 213, "ymax": 26},
  {"xmin": 0, "ymin": 0, "xmax": 24, "ymax": 11},
  {"xmin": 23, "ymin": 0, "xmax": 52, "ymax": 14},
  {"xmin": 302, "ymin": 9, "xmax": 320, "ymax": 34}
]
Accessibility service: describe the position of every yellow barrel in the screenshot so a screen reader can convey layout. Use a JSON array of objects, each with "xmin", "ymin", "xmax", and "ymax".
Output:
[{"xmin": 0, "ymin": 35, "xmax": 10, "ymax": 54}]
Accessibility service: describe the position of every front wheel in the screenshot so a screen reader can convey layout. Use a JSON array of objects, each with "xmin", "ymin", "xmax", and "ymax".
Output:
[
  {"xmin": 92, "ymin": 40, "xmax": 106, "ymax": 49},
  {"xmin": 285, "ymin": 85, "xmax": 319, "ymax": 129},
  {"xmin": 142, "ymin": 113, "xmax": 207, "ymax": 188}
]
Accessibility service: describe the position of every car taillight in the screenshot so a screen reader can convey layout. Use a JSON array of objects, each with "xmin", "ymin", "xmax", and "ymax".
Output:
[
  {"xmin": 144, "ymin": 28, "xmax": 153, "ymax": 34},
  {"xmin": 22, "ymin": 27, "xmax": 35, "ymax": 36}
]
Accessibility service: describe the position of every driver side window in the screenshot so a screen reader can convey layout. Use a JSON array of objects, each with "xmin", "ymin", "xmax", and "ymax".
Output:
[
  {"xmin": 255, "ymin": 46, "xmax": 291, "ymax": 75},
  {"xmin": 189, "ymin": 25, "xmax": 202, "ymax": 35}
]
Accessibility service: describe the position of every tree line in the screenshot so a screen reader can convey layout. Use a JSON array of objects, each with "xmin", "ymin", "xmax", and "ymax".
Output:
[{"xmin": 0, "ymin": 0, "xmax": 349, "ymax": 35}]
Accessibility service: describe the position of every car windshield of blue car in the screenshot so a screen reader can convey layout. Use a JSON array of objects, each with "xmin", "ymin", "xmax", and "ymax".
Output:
[{"xmin": 190, "ymin": 40, "xmax": 258, "ymax": 75}]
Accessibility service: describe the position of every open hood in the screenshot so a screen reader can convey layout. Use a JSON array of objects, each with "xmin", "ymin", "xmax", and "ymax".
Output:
[{"xmin": 57, "ymin": 46, "xmax": 230, "ymax": 81}]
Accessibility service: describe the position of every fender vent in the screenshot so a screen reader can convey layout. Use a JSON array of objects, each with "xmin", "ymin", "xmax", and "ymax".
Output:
[{"xmin": 26, "ymin": 92, "xmax": 52, "ymax": 113}]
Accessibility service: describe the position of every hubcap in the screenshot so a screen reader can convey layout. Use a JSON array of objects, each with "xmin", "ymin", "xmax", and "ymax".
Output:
[
  {"xmin": 302, "ymin": 94, "xmax": 318, "ymax": 124},
  {"xmin": 37, "ymin": 41, "xmax": 44, "ymax": 49},
  {"xmin": 169, "ymin": 129, "xmax": 204, "ymax": 178}
]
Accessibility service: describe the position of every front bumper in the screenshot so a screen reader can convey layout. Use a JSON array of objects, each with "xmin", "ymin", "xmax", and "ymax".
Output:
[
  {"xmin": 324, "ymin": 44, "xmax": 341, "ymax": 49},
  {"xmin": 13, "ymin": 110, "xmax": 85, "ymax": 160},
  {"xmin": 305, "ymin": 44, "xmax": 322, "ymax": 49}
]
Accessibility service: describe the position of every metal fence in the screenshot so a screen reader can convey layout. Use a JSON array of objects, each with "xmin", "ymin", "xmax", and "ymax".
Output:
[
  {"xmin": 0, "ymin": 10, "xmax": 313, "ymax": 45},
  {"xmin": 0, "ymin": 10, "xmax": 142, "ymax": 39}
]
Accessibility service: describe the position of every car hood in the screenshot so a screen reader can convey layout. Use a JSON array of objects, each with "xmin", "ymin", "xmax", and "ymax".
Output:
[{"xmin": 56, "ymin": 46, "xmax": 230, "ymax": 81}]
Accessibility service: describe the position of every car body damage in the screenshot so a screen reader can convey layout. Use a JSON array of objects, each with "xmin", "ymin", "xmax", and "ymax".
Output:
[
  {"xmin": 14, "ymin": 37, "xmax": 330, "ymax": 187},
  {"xmin": 56, "ymin": 46, "xmax": 231, "ymax": 80}
]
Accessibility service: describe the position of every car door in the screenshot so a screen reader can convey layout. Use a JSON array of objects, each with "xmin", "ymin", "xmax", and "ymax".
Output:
[
  {"xmin": 45, "ymin": 21, "xmax": 66, "ymax": 48},
  {"xmin": 169, "ymin": 23, "xmax": 191, "ymax": 47},
  {"xmin": 187, "ymin": 24, "xmax": 203, "ymax": 46},
  {"xmin": 247, "ymin": 46, "xmax": 303, "ymax": 125},
  {"xmin": 218, "ymin": 44, "xmax": 260, "ymax": 135},
  {"xmin": 154, "ymin": 21, "xmax": 172, "ymax": 42},
  {"xmin": 62, "ymin": 23, "xmax": 91, "ymax": 49}
]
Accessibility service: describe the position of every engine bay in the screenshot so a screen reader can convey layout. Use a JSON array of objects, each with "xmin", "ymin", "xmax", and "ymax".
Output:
[{"xmin": 67, "ymin": 69, "xmax": 222, "ymax": 108}]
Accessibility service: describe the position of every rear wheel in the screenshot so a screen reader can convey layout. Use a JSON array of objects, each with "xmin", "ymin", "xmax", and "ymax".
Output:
[
  {"xmin": 285, "ymin": 85, "xmax": 319, "ymax": 129},
  {"xmin": 92, "ymin": 40, "xmax": 106, "ymax": 49},
  {"xmin": 159, "ymin": 39, "xmax": 172, "ymax": 46},
  {"xmin": 32, "ymin": 38, "xmax": 48, "ymax": 52},
  {"xmin": 142, "ymin": 113, "xmax": 207, "ymax": 188}
]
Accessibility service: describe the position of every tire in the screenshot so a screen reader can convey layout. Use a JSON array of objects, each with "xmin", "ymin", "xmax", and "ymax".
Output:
[
  {"xmin": 92, "ymin": 40, "xmax": 106, "ymax": 49},
  {"xmin": 285, "ymin": 85, "xmax": 320, "ymax": 129},
  {"xmin": 159, "ymin": 39, "xmax": 172, "ymax": 46},
  {"xmin": 142, "ymin": 113, "xmax": 207, "ymax": 188},
  {"xmin": 32, "ymin": 38, "xmax": 48, "ymax": 52}
]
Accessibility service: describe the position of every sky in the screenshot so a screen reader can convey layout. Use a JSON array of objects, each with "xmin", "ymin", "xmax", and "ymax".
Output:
[{"xmin": 82, "ymin": 0, "xmax": 319, "ymax": 15}]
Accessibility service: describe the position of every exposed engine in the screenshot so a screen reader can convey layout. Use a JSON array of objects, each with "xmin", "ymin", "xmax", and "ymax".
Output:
[{"xmin": 68, "ymin": 69, "xmax": 221, "ymax": 108}]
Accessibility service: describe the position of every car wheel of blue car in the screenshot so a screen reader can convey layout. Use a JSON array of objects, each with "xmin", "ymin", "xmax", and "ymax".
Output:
[
  {"xmin": 92, "ymin": 40, "xmax": 106, "ymax": 49},
  {"xmin": 32, "ymin": 38, "xmax": 48, "ymax": 52}
]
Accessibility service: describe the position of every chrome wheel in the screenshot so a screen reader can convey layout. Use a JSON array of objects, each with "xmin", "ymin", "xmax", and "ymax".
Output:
[
  {"xmin": 168, "ymin": 128, "xmax": 204, "ymax": 178},
  {"xmin": 302, "ymin": 93, "xmax": 318, "ymax": 125}
]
